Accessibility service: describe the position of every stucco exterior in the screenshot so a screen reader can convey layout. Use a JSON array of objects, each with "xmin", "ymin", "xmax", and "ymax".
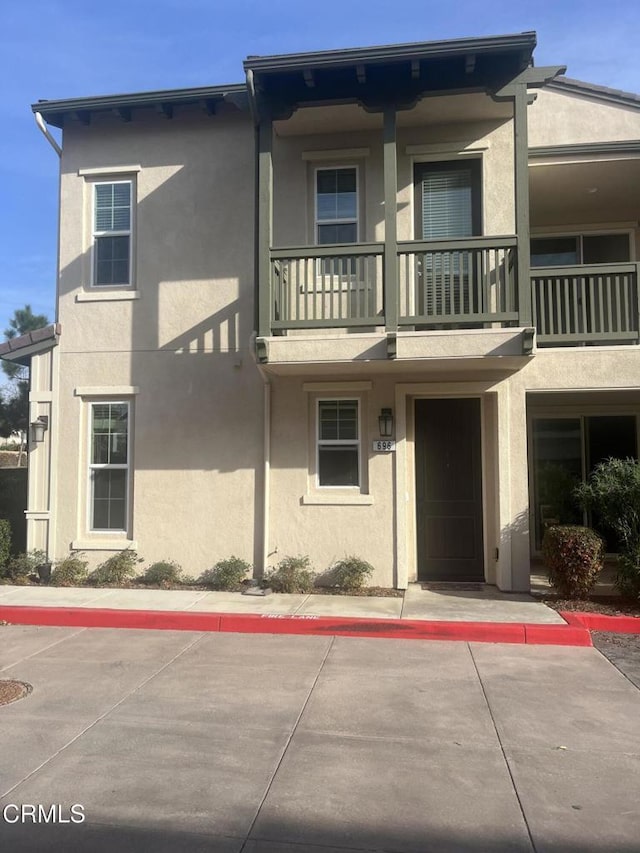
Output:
[{"xmin": 13, "ymin": 34, "xmax": 640, "ymax": 589}]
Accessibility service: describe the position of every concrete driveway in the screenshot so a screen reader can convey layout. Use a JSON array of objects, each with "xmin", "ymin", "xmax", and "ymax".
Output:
[{"xmin": 1, "ymin": 626, "xmax": 639, "ymax": 852}]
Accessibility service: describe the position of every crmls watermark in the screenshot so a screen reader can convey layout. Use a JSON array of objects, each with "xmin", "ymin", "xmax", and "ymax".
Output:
[{"xmin": 2, "ymin": 804, "xmax": 85, "ymax": 824}]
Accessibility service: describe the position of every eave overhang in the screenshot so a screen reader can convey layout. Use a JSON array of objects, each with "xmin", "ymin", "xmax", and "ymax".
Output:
[
  {"xmin": 32, "ymin": 84, "xmax": 249, "ymax": 129},
  {"xmin": 0, "ymin": 324, "xmax": 60, "ymax": 367},
  {"xmin": 244, "ymin": 32, "xmax": 538, "ymax": 117}
]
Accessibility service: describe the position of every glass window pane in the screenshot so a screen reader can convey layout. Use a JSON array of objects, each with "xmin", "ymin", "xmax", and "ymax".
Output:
[
  {"xmin": 95, "ymin": 183, "xmax": 130, "ymax": 232},
  {"xmin": 317, "ymin": 169, "xmax": 357, "ymax": 223},
  {"xmin": 92, "ymin": 470, "xmax": 126, "ymax": 530},
  {"xmin": 532, "ymin": 418, "xmax": 583, "ymax": 548},
  {"xmin": 530, "ymin": 237, "xmax": 578, "ymax": 267},
  {"xmin": 319, "ymin": 400, "xmax": 358, "ymax": 441},
  {"xmin": 582, "ymin": 234, "xmax": 630, "ymax": 264},
  {"xmin": 319, "ymin": 447, "xmax": 359, "ymax": 486},
  {"xmin": 95, "ymin": 237, "xmax": 130, "ymax": 285},
  {"xmin": 336, "ymin": 169, "xmax": 356, "ymax": 194}
]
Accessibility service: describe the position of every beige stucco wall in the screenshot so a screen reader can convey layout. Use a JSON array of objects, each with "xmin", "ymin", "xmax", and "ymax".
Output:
[
  {"xmin": 52, "ymin": 106, "xmax": 266, "ymax": 573},
  {"xmin": 529, "ymin": 87, "xmax": 640, "ymax": 146}
]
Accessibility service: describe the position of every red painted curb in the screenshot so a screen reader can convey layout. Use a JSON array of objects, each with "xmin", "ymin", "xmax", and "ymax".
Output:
[
  {"xmin": 0, "ymin": 604, "xmax": 593, "ymax": 646},
  {"xmin": 561, "ymin": 611, "xmax": 640, "ymax": 634}
]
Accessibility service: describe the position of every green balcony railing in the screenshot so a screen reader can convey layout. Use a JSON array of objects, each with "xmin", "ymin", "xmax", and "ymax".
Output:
[
  {"xmin": 271, "ymin": 243, "xmax": 384, "ymax": 330},
  {"xmin": 532, "ymin": 262, "xmax": 640, "ymax": 346},
  {"xmin": 397, "ymin": 237, "xmax": 519, "ymax": 327}
]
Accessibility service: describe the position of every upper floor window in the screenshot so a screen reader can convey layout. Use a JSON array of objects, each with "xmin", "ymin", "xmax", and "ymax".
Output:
[
  {"xmin": 414, "ymin": 160, "xmax": 482, "ymax": 240},
  {"xmin": 93, "ymin": 181, "xmax": 132, "ymax": 286},
  {"xmin": 315, "ymin": 167, "xmax": 358, "ymax": 245},
  {"xmin": 530, "ymin": 233, "xmax": 631, "ymax": 267}
]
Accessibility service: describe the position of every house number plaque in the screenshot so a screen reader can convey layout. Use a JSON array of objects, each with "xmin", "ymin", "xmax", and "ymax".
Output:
[{"xmin": 372, "ymin": 440, "xmax": 396, "ymax": 452}]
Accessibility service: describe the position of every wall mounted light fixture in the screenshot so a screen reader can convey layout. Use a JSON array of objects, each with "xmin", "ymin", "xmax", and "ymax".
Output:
[
  {"xmin": 30, "ymin": 416, "xmax": 49, "ymax": 444},
  {"xmin": 378, "ymin": 408, "xmax": 394, "ymax": 438}
]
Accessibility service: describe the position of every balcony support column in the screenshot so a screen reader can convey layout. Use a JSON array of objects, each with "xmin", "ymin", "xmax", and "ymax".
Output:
[
  {"xmin": 513, "ymin": 84, "xmax": 532, "ymax": 327},
  {"xmin": 257, "ymin": 116, "xmax": 273, "ymax": 340},
  {"xmin": 383, "ymin": 105, "xmax": 398, "ymax": 349}
]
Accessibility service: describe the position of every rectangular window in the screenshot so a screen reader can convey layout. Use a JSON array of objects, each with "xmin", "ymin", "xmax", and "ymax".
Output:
[
  {"xmin": 413, "ymin": 160, "xmax": 482, "ymax": 317},
  {"xmin": 93, "ymin": 181, "xmax": 132, "ymax": 286},
  {"xmin": 89, "ymin": 402, "xmax": 130, "ymax": 531},
  {"xmin": 317, "ymin": 399, "xmax": 360, "ymax": 487},
  {"xmin": 531, "ymin": 414, "xmax": 638, "ymax": 549},
  {"xmin": 530, "ymin": 233, "xmax": 630, "ymax": 267},
  {"xmin": 414, "ymin": 160, "xmax": 482, "ymax": 240},
  {"xmin": 316, "ymin": 167, "xmax": 358, "ymax": 277}
]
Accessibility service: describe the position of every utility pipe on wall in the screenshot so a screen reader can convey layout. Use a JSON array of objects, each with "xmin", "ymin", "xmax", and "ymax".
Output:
[{"xmin": 34, "ymin": 112, "xmax": 62, "ymax": 158}]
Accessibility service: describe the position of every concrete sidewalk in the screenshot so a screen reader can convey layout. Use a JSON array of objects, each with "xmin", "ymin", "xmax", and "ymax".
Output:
[
  {"xmin": 1, "ymin": 626, "xmax": 639, "ymax": 851},
  {"xmin": 0, "ymin": 582, "xmax": 565, "ymax": 624}
]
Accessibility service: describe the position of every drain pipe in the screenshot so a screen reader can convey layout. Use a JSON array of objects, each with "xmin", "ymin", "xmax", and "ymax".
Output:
[
  {"xmin": 34, "ymin": 112, "xmax": 62, "ymax": 158},
  {"xmin": 251, "ymin": 334, "xmax": 271, "ymax": 578}
]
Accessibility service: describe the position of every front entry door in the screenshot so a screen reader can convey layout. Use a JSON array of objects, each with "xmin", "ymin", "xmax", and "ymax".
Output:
[{"xmin": 415, "ymin": 398, "xmax": 484, "ymax": 581}]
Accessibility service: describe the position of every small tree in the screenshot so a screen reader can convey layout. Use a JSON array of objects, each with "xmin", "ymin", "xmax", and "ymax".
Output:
[{"xmin": 575, "ymin": 458, "xmax": 640, "ymax": 599}]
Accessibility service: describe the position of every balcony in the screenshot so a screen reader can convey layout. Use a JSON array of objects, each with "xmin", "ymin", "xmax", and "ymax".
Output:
[
  {"xmin": 270, "ymin": 236, "xmax": 519, "ymax": 331},
  {"xmin": 532, "ymin": 261, "xmax": 640, "ymax": 346},
  {"xmin": 265, "ymin": 246, "xmax": 640, "ymax": 360}
]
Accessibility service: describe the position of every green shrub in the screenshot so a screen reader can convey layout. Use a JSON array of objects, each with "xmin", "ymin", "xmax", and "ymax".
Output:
[
  {"xmin": 88, "ymin": 550, "xmax": 142, "ymax": 586},
  {"xmin": 2, "ymin": 549, "xmax": 47, "ymax": 583},
  {"xmin": 0, "ymin": 520, "xmax": 10, "ymax": 571},
  {"xmin": 575, "ymin": 457, "xmax": 640, "ymax": 599},
  {"xmin": 542, "ymin": 525, "xmax": 604, "ymax": 598},
  {"xmin": 265, "ymin": 555, "xmax": 315, "ymax": 594},
  {"xmin": 50, "ymin": 553, "xmax": 89, "ymax": 587},
  {"xmin": 321, "ymin": 555, "xmax": 374, "ymax": 592},
  {"xmin": 140, "ymin": 560, "xmax": 182, "ymax": 587},
  {"xmin": 199, "ymin": 556, "xmax": 251, "ymax": 590}
]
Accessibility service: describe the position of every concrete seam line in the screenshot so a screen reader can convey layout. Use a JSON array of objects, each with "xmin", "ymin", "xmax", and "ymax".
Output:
[
  {"xmin": 0, "ymin": 627, "xmax": 88, "ymax": 674},
  {"xmin": 240, "ymin": 635, "xmax": 336, "ymax": 849},
  {"xmin": 180, "ymin": 591, "xmax": 212, "ymax": 611},
  {"xmin": 0, "ymin": 631, "xmax": 208, "ymax": 801},
  {"xmin": 467, "ymin": 643, "xmax": 539, "ymax": 853}
]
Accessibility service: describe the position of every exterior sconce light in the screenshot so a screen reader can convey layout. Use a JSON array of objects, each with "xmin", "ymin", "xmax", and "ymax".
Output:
[
  {"xmin": 378, "ymin": 408, "xmax": 394, "ymax": 438},
  {"xmin": 30, "ymin": 416, "xmax": 49, "ymax": 444}
]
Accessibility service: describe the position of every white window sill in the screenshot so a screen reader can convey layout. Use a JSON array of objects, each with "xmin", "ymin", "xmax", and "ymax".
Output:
[
  {"xmin": 76, "ymin": 290, "xmax": 140, "ymax": 302},
  {"xmin": 71, "ymin": 539, "xmax": 138, "ymax": 551},
  {"xmin": 302, "ymin": 494, "xmax": 373, "ymax": 506}
]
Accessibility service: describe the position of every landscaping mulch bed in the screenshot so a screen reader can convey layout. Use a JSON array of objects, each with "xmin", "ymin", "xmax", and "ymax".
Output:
[
  {"xmin": 536, "ymin": 595, "xmax": 640, "ymax": 617},
  {"xmin": 592, "ymin": 632, "xmax": 640, "ymax": 689},
  {"xmin": 0, "ymin": 680, "xmax": 32, "ymax": 707}
]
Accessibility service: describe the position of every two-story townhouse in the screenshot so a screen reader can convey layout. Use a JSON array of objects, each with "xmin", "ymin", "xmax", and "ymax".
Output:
[{"xmin": 3, "ymin": 31, "xmax": 639, "ymax": 591}]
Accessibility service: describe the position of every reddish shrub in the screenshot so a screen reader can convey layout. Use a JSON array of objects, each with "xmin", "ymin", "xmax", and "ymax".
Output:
[{"xmin": 541, "ymin": 525, "xmax": 604, "ymax": 599}]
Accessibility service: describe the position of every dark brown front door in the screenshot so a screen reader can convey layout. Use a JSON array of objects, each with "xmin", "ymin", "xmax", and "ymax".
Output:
[{"xmin": 415, "ymin": 398, "xmax": 484, "ymax": 581}]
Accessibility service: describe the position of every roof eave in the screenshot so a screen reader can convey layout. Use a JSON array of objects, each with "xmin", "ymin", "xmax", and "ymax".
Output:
[
  {"xmin": 243, "ymin": 32, "xmax": 537, "ymax": 74},
  {"xmin": 0, "ymin": 324, "xmax": 61, "ymax": 366}
]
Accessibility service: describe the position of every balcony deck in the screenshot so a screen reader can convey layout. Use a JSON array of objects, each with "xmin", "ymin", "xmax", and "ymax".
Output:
[{"xmin": 266, "ymin": 239, "xmax": 639, "ymax": 353}]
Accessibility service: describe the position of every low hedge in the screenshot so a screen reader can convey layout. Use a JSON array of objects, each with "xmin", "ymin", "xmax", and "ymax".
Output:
[{"xmin": 542, "ymin": 525, "xmax": 604, "ymax": 598}]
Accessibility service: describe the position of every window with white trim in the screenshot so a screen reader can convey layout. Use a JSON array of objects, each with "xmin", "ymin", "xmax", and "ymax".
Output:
[
  {"xmin": 317, "ymin": 399, "xmax": 360, "ymax": 487},
  {"xmin": 93, "ymin": 181, "xmax": 132, "ymax": 286},
  {"xmin": 316, "ymin": 167, "xmax": 358, "ymax": 276},
  {"xmin": 89, "ymin": 402, "xmax": 130, "ymax": 531}
]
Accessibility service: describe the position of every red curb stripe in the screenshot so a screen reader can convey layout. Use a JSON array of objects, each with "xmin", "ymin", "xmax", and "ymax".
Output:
[
  {"xmin": 0, "ymin": 606, "xmax": 222, "ymax": 633},
  {"xmin": 561, "ymin": 611, "xmax": 640, "ymax": 634},
  {"xmin": 524, "ymin": 624, "xmax": 592, "ymax": 647},
  {"xmin": 0, "ymin": 604, "xmax": 592, "ymax": 646}
]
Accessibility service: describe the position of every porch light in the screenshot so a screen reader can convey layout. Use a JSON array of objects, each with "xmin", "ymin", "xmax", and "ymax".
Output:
[
  {"xmin": 30, "ymin": 416, "xmax": 49, "ymax": 444},
  {"xmin": 378, "ymin": 408, "xmax": 394, "ymax": 438}
]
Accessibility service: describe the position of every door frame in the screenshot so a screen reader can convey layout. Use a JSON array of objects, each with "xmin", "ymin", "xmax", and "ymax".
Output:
[{"xmin": 394, "ymin": 381, "xmax": 498, "ymax": 588}]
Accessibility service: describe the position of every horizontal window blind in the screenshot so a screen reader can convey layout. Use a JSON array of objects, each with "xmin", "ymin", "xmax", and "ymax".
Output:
[{"xmin": 421, "ymin": 168, "xmax": 473, "ymax": 240}]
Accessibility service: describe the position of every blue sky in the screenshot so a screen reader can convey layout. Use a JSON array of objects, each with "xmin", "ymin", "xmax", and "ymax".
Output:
[{"xmin": 1, "ymin": 0, "xmax": 638, "ymax": 340}]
